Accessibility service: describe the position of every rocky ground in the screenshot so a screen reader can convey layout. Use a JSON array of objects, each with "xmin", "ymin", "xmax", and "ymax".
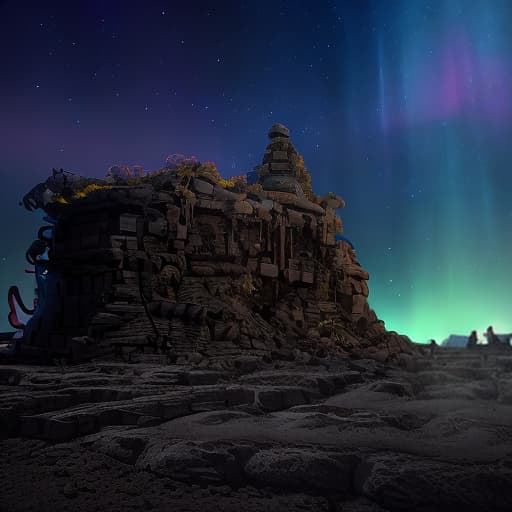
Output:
[{"xmin": 1, "ymin": 347, "xmax": 512, "ymax": 511}]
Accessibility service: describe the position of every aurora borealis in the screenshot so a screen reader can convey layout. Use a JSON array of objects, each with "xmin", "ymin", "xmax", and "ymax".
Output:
[{"xmin": 1, "ymin": 1, "xmax": 511, "ymax": 343}]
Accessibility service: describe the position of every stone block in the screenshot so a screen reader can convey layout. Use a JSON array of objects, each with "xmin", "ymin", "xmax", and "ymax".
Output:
[
  {"xmin": 260, "ymin": 262, "xmax": 278, "ymax": 278},
  {"xmin": 301, "ymin": 271, "xmax": 314, "ymax": 284},
  {"xmin": 272, "ymin": 151, "xmax": 288, "ymax": 160},
  {"xmin": 120, "ymin": 214, "xmax": 139, "ymax": 233},
  {"xmin": 176, "ymin": 223, "xmax": 187, "ymax": 240},
  {"xmin": 288, "ymin": 258, "xmax": 300, "ymax": 270},
  {"xmin": 261, "ymin": 199, "xmax": 274, "ymax": 211},
  {"xmin": 148, "ymin": 218, "xmax": 168, "ymax": 237},
  {"xmin": 270, "ymin": 162, "xmax": 291, "ymax": 172},
  {"xmin": 287, "ymin": 209, "xmax": 305, "ymax": 227},
  {"xmin": 197, "ymin": 199, "xmax": 224, "ymax": 210},
  {"xmin": 233, "ymin": 200, "xmax": 253, "ymax": 214},
  {"xmin": 284, "ymin": 269, "xmax": 301, "ymax": 283},
  {"xmin": 269, "ymin": 136, "xmax": 289, "ymax": 144},
  {"xmin": 352, "ymin": 294, "xmax": 366, "ymax": 314},
  {"xmin": 166, "ymin": 205, "xmax": 180, "ymax": 226},
  {"xmin": 126, "ymin": 238, "xmax": 138, "ymax": 250},
  {"xmin": 192, "ymin": 178, "xmax": 214, "ymax": 195}
]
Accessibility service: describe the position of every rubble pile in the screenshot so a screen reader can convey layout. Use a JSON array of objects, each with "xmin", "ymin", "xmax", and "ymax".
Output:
[{"xmin": 15, "ymin": 123, "xmax": 412, "ymax": 364}]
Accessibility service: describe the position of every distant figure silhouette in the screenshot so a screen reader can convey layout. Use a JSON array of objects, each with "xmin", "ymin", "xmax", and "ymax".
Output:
[
  {"xmin": 429, "ymin": 339, "xmax": 437, "ymax": 357},
  {"xmin": 486, "ymin": 326, "xmax": 501, "ymax": 347},
  {"xmin": 467, "ymin": 330, "xmax": 478, "ymax": 349}
]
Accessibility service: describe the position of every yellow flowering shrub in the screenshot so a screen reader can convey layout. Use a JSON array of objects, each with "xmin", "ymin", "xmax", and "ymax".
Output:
[{"xmin": 74, "ymin": 183, "xmax": 112, "ymax": 199}]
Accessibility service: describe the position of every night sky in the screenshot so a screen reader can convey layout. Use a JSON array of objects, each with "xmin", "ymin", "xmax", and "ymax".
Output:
[{"xmin": 1, "ymin": 0, "xmax": 512, "ymax": 343}]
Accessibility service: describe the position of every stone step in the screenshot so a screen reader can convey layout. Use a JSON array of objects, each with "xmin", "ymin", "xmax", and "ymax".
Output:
[{"xmin": 12, "ymin": 383, "xmax": 322, "ymax": 442}]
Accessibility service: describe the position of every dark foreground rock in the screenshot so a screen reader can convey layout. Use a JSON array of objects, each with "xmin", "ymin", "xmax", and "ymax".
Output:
[{"xmin": 1, "ymin": 347, "xmax": 512, "ymax": 511}]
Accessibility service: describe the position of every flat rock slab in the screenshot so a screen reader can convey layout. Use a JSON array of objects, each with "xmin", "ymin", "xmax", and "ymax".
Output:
[{"xmin": 355, "ymin": 451, "xmax": 512, "ymax": 511}]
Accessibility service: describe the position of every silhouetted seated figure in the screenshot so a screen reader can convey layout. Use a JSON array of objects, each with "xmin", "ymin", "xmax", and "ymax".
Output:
[
  {"xmin": 486, "ymin": 326, "xmax": 501, "ymax": 347},
  {"xmin": 467, "ymin": 330, "xmax": 478, "ymax": 349}
]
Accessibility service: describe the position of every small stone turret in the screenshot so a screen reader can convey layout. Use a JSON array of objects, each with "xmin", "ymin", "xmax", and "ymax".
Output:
[{"xmin": 258, "ymin": 123, "xmax": 304, "ymax": 197}]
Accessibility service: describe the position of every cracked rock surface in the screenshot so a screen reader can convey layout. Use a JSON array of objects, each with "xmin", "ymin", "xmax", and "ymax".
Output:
[{"xmin": 1, "ymin": 348, "xmax": 512, "ymax": 511}]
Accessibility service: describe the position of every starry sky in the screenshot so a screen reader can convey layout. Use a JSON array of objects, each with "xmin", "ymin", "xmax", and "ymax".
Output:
[{"xmin": 1, "ymin": 0, "xmax": 511, "ymax": 343}]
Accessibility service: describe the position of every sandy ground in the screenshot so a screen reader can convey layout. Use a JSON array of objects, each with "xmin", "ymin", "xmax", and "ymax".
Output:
[{"xmin": 0, "ymin": 348, "xmax": 511, "ymax": 511}]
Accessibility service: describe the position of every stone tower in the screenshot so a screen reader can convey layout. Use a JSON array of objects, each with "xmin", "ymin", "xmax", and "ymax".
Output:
[{"xmin": 258, "ymin": 123, "xmax": 305, "ymax": 198}]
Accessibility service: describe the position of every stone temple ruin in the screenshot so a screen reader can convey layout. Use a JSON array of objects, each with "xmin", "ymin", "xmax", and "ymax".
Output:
[{"xmin": 2, "ymin": 123, "xmax": 412, "ymax": 364}]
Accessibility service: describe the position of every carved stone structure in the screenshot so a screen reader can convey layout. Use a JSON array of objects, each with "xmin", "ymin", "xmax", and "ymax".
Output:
[{"xmin": 5, "ymin": 124, "xmax": 411, "ymax": 363}]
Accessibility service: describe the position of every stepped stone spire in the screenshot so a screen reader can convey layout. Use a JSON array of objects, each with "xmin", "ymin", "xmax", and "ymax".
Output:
[{"xmin": 258, "ymin": 123, "xmax": 305, "ymax": 197}]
